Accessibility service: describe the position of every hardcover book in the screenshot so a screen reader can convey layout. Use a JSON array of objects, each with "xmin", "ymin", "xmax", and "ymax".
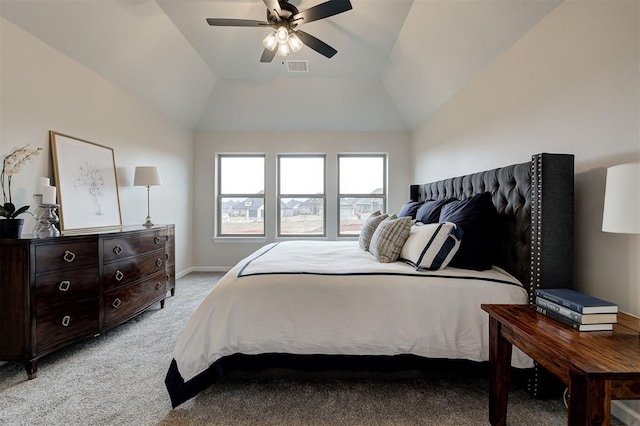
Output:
[
  {"xmin": 535, "ymin": 288, "xmax": 618, "ymax": 314},
  {"xmin": 535, "ymin": 297, "xmax": 617, "ymax": 324},
  {"xmin": 535, "ymin": 306, "xmax": 614, "ymax": 331}
]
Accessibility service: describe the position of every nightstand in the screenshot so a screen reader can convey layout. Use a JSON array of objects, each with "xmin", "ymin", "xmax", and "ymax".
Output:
[{"xmin": 482, "ymin": 304, "xmax": 640, "ymax": 426}]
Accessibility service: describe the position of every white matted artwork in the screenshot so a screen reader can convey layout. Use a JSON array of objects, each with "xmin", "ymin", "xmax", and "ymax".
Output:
[{"xmin": 50, "ymin": 131, "xmax": 122, "ymax": 233}]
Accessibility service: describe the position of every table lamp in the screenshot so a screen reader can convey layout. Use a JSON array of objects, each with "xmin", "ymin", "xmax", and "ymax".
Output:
[
  {"xmin": 602, "ymin": 162, "xmax": 639, "ymax": 336},
  {"xmin": 134, "ymin": 166, "xmax": 162, "ymax": 227}
]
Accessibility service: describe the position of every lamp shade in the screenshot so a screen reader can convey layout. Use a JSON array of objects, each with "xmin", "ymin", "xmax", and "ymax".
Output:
[
  {"xmin": 602, "ymin": 162, "xmax": 640, "ymax": 234},
  {"xmin": 134, "ymin": 166, "xmax": 162, "ymax": 187}
]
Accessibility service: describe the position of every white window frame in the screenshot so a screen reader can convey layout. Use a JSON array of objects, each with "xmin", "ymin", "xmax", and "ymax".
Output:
[
  {"xmin": 337, "ymin": 153, "xmax": 387, "ymax": 237},
  {"xmin": 216, "ymin": 153, "xmax": 266, "ymax": 238},
  {"xmin": 277, "ymin": 154, "xmax": 326, "ymax": 238}
]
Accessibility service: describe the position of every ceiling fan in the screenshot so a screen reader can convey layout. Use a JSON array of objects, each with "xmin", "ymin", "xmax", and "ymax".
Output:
[{"xmin": 206, "ymin": 0, "xmax": 353, "ymax": 63}]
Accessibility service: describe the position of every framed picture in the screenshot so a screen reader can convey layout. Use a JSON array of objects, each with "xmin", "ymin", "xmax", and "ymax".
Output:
[{"xmin": 50, "ymin": 131, "xmax": 122, "ymax": 234}]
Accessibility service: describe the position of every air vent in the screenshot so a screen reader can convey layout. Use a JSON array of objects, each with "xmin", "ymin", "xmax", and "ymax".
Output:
[{"xmin": 286, "ymin": 60, "xmax": 309, "ymax": 72}]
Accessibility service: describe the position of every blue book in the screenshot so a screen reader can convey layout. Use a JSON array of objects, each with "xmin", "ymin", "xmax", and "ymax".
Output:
[
  {"xmin": 535, "ymin": 288, "xmax": 618, "ymax": 314},
  {"xmin": 535, "ymin": 305, "xmax": 614, "ymax": 331}
]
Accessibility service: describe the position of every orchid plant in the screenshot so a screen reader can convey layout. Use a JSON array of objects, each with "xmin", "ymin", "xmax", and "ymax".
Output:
[{"xmin": 1, "ymin": 145, "xmax": 42, "ymax": 219}]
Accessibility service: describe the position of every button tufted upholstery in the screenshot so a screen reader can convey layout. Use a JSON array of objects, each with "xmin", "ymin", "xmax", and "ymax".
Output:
[{"xmin": 410, "ymin": 153, "xmax": 574, "ymax": 300}]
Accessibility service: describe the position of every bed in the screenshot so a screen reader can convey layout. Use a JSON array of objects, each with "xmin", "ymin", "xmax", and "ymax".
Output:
[{"xmin": 165, "ymin": 153, "xmax": 574, "ymax": 408}]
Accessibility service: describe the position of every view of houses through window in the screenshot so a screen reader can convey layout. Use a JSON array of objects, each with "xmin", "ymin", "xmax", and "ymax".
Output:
[
  {"xmin": 339, "ymin": 155, "xmax": 386, "ymax": 235},
  {"xmin": 278, "ymin": 155, "xmax": 325, "ymax": 236},
  {"xmin": 216, "ymin": 153, "xmax": 387, "ymax": 237},
  {"xmin": 218, "ymin": 154, "xmax": 265, "ymax": 236}
]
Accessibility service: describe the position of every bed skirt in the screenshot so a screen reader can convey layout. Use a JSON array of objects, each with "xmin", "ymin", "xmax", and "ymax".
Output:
[{"xmin": 165, "ymin": 353, "xmax": 500, "ymax": 408}]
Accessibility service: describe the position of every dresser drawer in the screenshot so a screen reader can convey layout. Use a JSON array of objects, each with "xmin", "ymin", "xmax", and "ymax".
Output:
[
  {"xmin": 166, "ymin": 225, "xmax": 175, "ymax": 246},
  {"xmin": 103, "ymin": 274, "xmax": 166, "ymax": 328},
  {"xmin": 102, "ymin": 250, "xmax": 165, "ymax": 292},
  {"xmin": 103, "ymin": 230, "xmax": 165, "ymax": 262},
  {"xmin": 165, "ymin": 243, "xmax": 175, "ymax": 266},
  {"xmin": 166, "ymin": 264, "xmax": 175, "ymax": 291},
  {"xmin": 35, "ymin": 267, "xmax": 99, "ymax": 312},
  {"xmin": 35, "ymin": 240, "xmax": 98, "ymax": 274},
  {"xmin": 36, "ymin": 298, "xmax": 99, "ymax": 352}
]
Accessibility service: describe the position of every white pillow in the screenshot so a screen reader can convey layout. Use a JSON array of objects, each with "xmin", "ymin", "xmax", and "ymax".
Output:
[{"xmin": 400, "ymin": 222, "xmax": 463, "ymax": 270}]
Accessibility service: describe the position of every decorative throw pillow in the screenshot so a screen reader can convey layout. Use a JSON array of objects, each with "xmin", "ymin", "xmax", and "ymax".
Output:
[
  {"xmin": 400, "ymin": 222, "xmax": 463, "ymax": 270},
  {"xmin": 369, "ymin": 216, "xmax": 413, "ymax": 263},
  {"xmin": 439, "ymin": 192, "xmax": 497, "ymax": 271},
  {"xmin": 415, "ymin": 199, "xmax": 453, "ymax": 224},
  {"xmin": 358, "ymin": 211, "xmax": 388, "ymax": 251},
  {"xmin": 397, "ymin": 200, "xmax": 424, "ymax": 219}
]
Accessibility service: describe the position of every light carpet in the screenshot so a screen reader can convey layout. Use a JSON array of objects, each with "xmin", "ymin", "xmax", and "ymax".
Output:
[{"xmin": 0, "ymin": 272, "xmax": 616, "ymax": 425}]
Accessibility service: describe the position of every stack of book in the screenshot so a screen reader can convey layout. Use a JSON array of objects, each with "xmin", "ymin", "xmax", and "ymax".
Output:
[{"xmin": 535, "ymin": 288, "xmax": 618, "ymax": 331}]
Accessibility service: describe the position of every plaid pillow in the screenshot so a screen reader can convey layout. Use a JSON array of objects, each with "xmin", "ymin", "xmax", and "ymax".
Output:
[
  {"xmin": 369, "ymin": 216, "xmax": 413, "ymax": 263},
  {"xmin": 358, "ymin": 211, "xmax": 388, "ymax": 251}
]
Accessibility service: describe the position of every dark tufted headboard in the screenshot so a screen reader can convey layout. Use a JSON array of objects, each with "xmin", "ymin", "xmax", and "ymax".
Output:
[{"xmin": 409, "ymin": 153, "xmax": 574, "ymax": 302}]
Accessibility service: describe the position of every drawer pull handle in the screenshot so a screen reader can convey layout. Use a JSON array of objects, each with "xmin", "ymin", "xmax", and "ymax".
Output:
[
  {"xmin": 62, "ymin": 315, "xmax": 71, "ymax": 327},
  {"xmin": 155, "ymin": 258, "xmax": 163, "ymax": 267},
  {"xmin": 63, "ymin": 251, "xmax": 76, "ymax": 263},
  {"xmin": 155, "ymin": 282, "xmax": 162, "ymax": 291},
  {"xmin": 165, "ymin": 253, "xmax": 169, "ymax": 260},
  {"xmin": 58, "ymin": 280, "xmax": 71, "ymax": 292},
  {"xmin": 112, "ymin": 298, "xmax": 122, "ymax": 308},
  {"xmin": 154, "ymin": 237, "xmax": 161, "ymax": 245},
  {"xmin": 113, "ymin": 245, "xmax": 122, "ymax": 255},
  {"xmin": 115, "ymin": 270, "xmax": 124, "ymax": 281},
  {"xmin": 165, "ymin": 235, "xmax": 169, "ymax": 241}
]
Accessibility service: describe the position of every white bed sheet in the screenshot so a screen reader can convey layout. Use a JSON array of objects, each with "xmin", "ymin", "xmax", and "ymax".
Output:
[{"xmin": 174, "ymin": 241, "xmax": 533, "ymax": 382}]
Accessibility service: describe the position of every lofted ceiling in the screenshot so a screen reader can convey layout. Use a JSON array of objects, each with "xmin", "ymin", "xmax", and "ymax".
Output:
[{"xmin": 0, "ymin": 0, "xmax": 562, "ymax": 132}]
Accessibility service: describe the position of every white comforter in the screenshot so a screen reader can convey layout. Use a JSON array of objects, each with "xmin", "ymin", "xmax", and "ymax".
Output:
[{"xmin": 173, "ymin": 241, "xmax": 533, "ymax": 382}]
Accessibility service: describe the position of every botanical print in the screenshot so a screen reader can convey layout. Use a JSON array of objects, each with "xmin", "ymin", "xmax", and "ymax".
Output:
[
  {"xmin": 50, "ymin": 132, "xmax": 121, "ymax": 233},
  {"xmin": 73, "ymin": 160, "xmax": 105, "ymax": 215}
]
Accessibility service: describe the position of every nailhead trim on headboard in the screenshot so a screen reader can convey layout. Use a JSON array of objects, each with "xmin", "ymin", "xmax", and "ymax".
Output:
[{"xmin": 411, "ymin": 153, "xmax": 574, "ymax": 399}]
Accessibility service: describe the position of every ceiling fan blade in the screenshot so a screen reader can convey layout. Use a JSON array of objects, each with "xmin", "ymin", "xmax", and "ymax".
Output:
[
  {"xmin": 262, "ymin": 0, "xmax": 283, "ymax": 20},
  {"xmin": 292, "ymin": 0, "xmax": 352, "ymax": 25},
  {"xmin": 260, "ymin": 48, "xmax": 277, "ymax": 63},
  {"xmin": 295, "ymin": 30, "xmax": 337, "ymax": 58},
  {"xmin": 206, "ymin": 18, "xmax": 271, "ymax": 27}
]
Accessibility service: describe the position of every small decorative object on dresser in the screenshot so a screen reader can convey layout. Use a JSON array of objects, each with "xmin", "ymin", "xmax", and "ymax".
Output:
[
  {"xmin": 0, "ymin": 225, "xmax": 176, "ymax": 379},
  {"xmin": 0, "ymin": 144, "xmax": 42, "ymax": 238}
]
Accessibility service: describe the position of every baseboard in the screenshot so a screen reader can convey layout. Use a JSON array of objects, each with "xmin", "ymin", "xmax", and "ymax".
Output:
[
  {"xmin": 613, "ymin": 400, "xmax": 640, "ymax": 425},
  {"xmin": 178, "ymin": 267, "xmax": 231, "ymax": 278}
]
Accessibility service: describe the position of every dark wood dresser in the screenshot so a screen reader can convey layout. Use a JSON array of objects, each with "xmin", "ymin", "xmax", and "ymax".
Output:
[{"xmin": 0, "ymin": 225, "xmax": 175, "ymax": 378}]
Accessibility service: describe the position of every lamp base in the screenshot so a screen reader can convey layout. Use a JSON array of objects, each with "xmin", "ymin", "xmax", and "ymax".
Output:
[{"xmin": 143, "ymin": 217, "xmax": 154, "ymax": 228}]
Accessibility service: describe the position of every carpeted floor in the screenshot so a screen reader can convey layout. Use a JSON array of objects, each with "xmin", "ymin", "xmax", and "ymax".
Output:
[{"xmin": 0, "ymin": 272, "xmax": 620, "ymax": 425}]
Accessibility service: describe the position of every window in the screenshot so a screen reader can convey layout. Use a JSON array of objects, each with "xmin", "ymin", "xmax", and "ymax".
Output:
[
  {"xmin": 278, "ymin": 155, "xmax": 325, "ymax": 236},
  {"xmin": 338, "ymin": 154, "xmax": 387, "ymax": 236},
  {"xmin": 217, "ymin": 154, "xmax": 265, "ymax": 236}
]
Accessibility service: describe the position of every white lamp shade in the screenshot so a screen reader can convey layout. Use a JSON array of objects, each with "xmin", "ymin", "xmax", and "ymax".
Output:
[
  {"xmin": 602, "ymin": 162, "xmax": 640, "ymax": 233},
  {"xmin": 134, "ymin": 166, "xmax": 162, "ymax": 187}
]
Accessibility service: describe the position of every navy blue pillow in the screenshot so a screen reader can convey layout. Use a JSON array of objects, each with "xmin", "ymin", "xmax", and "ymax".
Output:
[
  {"xmin": 397, "ymin": 200, "xmax": 424, "ymax": 219},
  {"xmin": 415, "ymin": 199, "xmax": 453, "ymax": 224},
  {"xmin": 439, "ymin": 192, "xmax": 497, "ymax": 271}
]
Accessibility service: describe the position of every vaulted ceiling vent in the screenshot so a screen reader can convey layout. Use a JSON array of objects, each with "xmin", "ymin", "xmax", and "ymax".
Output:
[{"xmin": 286, "ymin": 60, "xmax": 309, "ymax": 73}]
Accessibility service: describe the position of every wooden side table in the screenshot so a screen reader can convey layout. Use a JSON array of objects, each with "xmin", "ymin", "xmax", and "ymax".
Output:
[{"xmin": 482, "ymin": 304, "xmax": 640, "ymax": 426}]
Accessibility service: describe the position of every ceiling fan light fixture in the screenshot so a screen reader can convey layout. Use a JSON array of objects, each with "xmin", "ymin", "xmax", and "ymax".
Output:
[
  {"xmin": 277, "ymin": 42, "xmax": 290, "ymax": 57},
  {"xmin": 275, "ymin": 26, "xmax": 289, "ymax": 43},
  {"xmin": 263, "ymin": 32, "xmax": 278, "ymax": 51},
  {"xmin": 288, "ymin": 33, "xmax": 303, "ymax": 53}
]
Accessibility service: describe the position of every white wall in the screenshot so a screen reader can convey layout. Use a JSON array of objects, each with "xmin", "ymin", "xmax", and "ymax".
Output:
[
  {"xmin": 193, "ymin": 131, "xmax": 411, "ymax": 268},
  {"xmin": 411, "ymin": 1, "xmax": 639, "ymax": 422},
  {"xmin": 1, "ymin": 18, "xmax": 194, "ymax": 274}
]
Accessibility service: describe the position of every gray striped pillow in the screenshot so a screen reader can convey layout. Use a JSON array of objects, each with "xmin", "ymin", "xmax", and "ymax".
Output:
[
  {"xmin": 358, "ymin": 211, "xmax": 388, "ymax": 251},
  {"xmin": 369, "ymin": 216, "xmax": 413, "ymax": 263}
]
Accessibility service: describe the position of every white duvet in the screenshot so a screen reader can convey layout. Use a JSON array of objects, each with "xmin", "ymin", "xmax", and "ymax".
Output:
[{"xmin": 173, "ymin": 241, "xmax": 533, "ymax": 382}]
